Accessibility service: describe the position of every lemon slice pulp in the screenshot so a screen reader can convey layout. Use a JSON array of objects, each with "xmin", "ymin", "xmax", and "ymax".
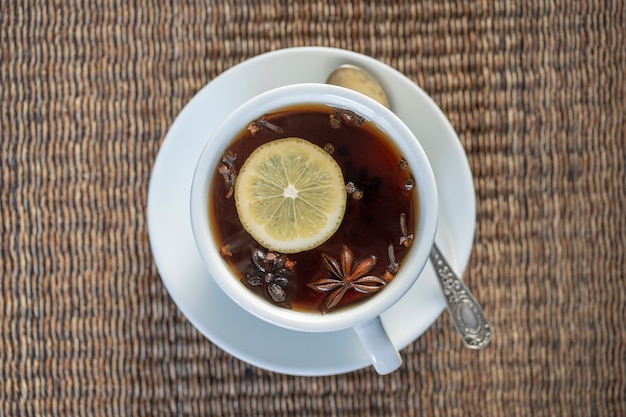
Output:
[{"xmin": 234, "ymin": 137, "xmax": 347, "ymax": 254}]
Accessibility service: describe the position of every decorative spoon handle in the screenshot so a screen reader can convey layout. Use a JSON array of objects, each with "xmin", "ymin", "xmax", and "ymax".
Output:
[{"xmin": 430, "ymin": 244, "xmax": 492, "ymax": 349}]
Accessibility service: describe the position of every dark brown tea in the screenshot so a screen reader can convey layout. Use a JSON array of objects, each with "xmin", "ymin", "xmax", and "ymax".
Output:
[{"xmin": 210, "ymin": 104, "xmax": 418, "ymax": 313}]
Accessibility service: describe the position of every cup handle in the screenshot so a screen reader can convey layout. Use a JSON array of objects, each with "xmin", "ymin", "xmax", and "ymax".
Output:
[{"xmin": 353, "ymin": 316, "xmax": 402, "ymax": 375}]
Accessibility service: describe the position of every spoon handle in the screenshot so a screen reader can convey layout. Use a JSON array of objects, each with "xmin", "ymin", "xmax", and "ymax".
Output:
[{"xmin": 430, "ymin": 244, "xmax": 492, "ymax": 349}]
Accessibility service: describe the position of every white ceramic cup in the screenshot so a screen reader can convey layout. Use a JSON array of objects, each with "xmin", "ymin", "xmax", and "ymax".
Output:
[{"xmin": 190, "ymin": 83, "xmax": 438, "ymax": 375}]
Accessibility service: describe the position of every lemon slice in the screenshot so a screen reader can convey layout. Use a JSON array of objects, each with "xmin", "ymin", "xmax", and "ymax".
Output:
[{"xmin": 235, "ymin": 137, "xmax": 347, "ymax": 254}]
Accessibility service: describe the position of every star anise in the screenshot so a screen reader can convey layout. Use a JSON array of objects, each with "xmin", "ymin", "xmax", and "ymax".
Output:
[
  {"xmin": 244, "ymin": 246, "xmax": 295, "ymax": 306},
  {"xmin": 307, "ymin": 245, "xmax": 387, "ymax": 313}
]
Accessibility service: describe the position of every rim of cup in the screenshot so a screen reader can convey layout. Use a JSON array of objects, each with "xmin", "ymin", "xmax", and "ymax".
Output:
[{"xmin": 190, "ymin": 83, "xmax": 438, "ymax": 333}]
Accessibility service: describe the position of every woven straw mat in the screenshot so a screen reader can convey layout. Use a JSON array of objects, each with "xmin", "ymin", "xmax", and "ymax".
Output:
[{"xmin": 1, "ymin": 1, "xmax": 624, "ymax": 416}]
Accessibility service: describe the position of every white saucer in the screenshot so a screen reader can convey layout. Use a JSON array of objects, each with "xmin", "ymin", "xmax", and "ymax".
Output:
[{"xmin": 147, "ymin": 47, "xmax": 475, "ymax": 376}]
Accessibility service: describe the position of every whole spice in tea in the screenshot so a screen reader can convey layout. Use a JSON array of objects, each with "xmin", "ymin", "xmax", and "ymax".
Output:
[
  {"xmin": 243, "ymin": 246, "xmax": 296, "ymax": 306},
  {"xmin": 247, "ymin": 115, "xmax": 284, "ymax": 135},
  {"xmin": 307, "ymin": 245, "xmax": 387, "ymax": 313},
  {"xmin": 217, "ymin": 151, "xmax": 237, "ymax": 198},
  {"xmin": 329, "ymin": 107, "xmax": 365, "ymax": 129},
  {"xmin": 399, "ymin": 213, "xmax": 414, "ymax": 247}
]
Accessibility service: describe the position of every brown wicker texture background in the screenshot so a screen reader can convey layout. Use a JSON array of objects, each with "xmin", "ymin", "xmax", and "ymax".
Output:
[{"xmin": 1, "ymin": 0, "xmax": 625, "ymax": 416}]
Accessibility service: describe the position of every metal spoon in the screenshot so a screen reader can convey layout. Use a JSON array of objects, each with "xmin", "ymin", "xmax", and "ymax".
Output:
[
  {"xmin": 326, "ymin": 65, "xmax": 492, "ymax": 349},
  {"xmin": 327, "ymin": 65, "xmax": 391, "ymax": 108}
]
